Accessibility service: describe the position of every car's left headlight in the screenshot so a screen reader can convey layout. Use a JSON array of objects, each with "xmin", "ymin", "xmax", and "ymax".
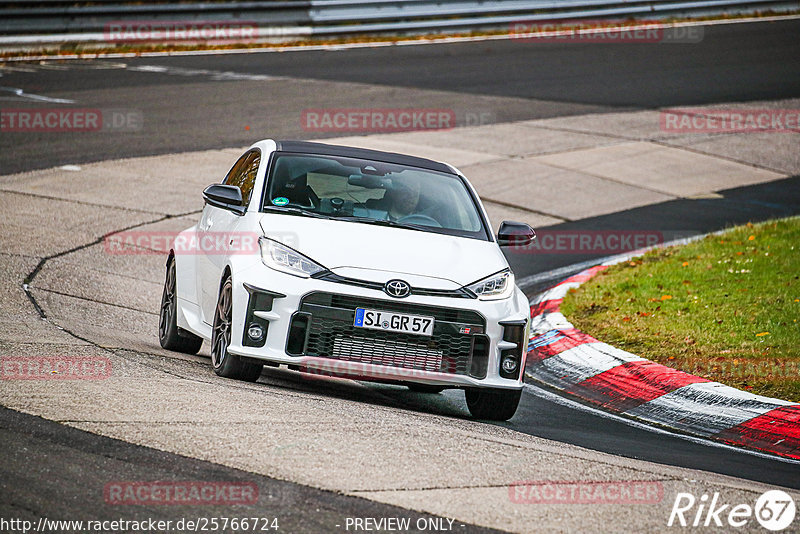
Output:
[
  {"xmin": 259, "ymin": 238, "xmax": 326, "ymax": 278},
  {"xmin": 464, "ymin": 269, "xmax": 515, "ymax": 300}
]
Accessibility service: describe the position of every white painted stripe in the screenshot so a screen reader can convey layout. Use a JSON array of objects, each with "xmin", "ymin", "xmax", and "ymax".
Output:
[
  {"xmin": 624, "ymin": 382, "xmax": 792, "ymax": 437},
  {"xmin": 531, "ymin": 281, "xmax": 582, "ymax": 303},
  {"xmin": 127, "ymin": 65, "xmax": 284, "ymax": 82},
  {"xmin": 523, "ymin": 382, "xmax": 800, "ymax": 465},
  {"xmin": 534, "ymin": 355, "xmax": 597, "ymax": 388},
  {"xmin": 683, "ymin": 381, "xmax": 798, "ymax": 407},
  {"xmin": 518, "ymin": 258, "xmax": 603, "ymax": 290},
  {"xmin": 0, "ymin": 86, "xmax": 75, "ymax": 104},
  {"xmin": 0, "ymin": 64, "xmax": 37, "ymax": 73},
  {"xmin": 537, "ymin": 342, "xmax": 642, "ymax": 386},
  {"xmin": 590, "ymin": 342, "xmax": 646, "ymax": 364},
  {"xmin": 530, "ymin": 311, "xmax": 572, "ymax": 335}
]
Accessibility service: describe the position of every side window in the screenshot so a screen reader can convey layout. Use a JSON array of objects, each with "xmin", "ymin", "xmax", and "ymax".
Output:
[
  {"xmin": 240, "ymin": 152, "xmax": 260, "ymax": 205},
  {"xmin": 224, "ymin": 154, "xmax": 248, "ymax": 187},
  {"xmin": 223, "ymin": 151, "xmax": 260, "ymax": 206}
]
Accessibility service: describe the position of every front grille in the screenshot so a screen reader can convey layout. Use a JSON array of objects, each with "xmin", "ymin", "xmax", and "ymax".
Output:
[
  {"xmin": 332, "ymin": 336, "xmax": 443, "ymax": 372},
  {"xmin": 290, "ymin": 292, "xmax": 487, "ymax": 377}
]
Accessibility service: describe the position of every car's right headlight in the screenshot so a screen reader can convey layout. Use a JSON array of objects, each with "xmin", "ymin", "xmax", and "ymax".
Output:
[
  {"xmin": 259, "ymin": 238, "xmax": 326, "ymax": 278},
  {"xmin": 464, "ymin": 269, "xmax": 515, "ymax": 300}
]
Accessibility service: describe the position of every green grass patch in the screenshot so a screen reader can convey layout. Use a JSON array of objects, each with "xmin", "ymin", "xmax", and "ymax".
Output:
[{"xmin": 560, "ymin": 218, "xmax": 800, "ymax": 402}]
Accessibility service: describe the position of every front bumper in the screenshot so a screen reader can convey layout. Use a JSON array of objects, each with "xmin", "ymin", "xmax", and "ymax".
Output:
[{"xmin": 226, "ymin": 263, "xmax": 530, "ymax": 390}]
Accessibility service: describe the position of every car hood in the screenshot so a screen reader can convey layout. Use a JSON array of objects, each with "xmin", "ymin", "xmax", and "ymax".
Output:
[{"xmin": 259, "ymin": 214, "xmax": 508, "ymax": 288}]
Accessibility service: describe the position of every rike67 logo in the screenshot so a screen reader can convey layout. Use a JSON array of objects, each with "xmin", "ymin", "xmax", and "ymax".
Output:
[{"xmin": 668, "ymin": 490, "xmax": 796, "ymax": 531}]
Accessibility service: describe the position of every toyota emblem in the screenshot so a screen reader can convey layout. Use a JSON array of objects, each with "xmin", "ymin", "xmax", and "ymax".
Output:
[{"xmin": 384, "ymin": 279, "xmax": 411, "ymax": 298}]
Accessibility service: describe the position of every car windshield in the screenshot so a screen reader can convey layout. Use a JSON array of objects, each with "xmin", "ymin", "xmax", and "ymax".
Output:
[{"xmin": 261, "ymin": 152, "xmax": 489, "ymax": 240}]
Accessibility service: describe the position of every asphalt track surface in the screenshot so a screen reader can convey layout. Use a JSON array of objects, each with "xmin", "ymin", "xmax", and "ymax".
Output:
[
  {"xmin": 0, "ymin": 407, "xmax": 499, "ymax": 533},
  {"xmin": 2, "ymin": 17, "xmax": 800, "ymax": 529},
  {"xmin": 1, "ymin": 18, "xmax": 799, "ymax": 175},
  {"xmin": 509, "ymin": 175, "xmax": 800, "ymax": 289}
]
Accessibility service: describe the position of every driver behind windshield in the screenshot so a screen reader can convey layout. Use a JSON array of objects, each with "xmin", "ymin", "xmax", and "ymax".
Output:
[{"xmin": 385, "ymin": 178, "xmax": 422, "ymax": 221}]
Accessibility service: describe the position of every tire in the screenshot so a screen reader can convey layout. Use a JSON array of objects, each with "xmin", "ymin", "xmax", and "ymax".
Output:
[
  {"xmin": 465, "ymin": 388, "xmax": 522, "ymax": 421},
  {"xmin": 211, "ymin": 276, "xmax": 263, "ymax": 382},
  {"xmin": 159, "ymin": 256, "xmax": 203, "ymax": 354},
  {"xmin": 407, "ymin": 384, "xmax": 446, "ymax": 394}
]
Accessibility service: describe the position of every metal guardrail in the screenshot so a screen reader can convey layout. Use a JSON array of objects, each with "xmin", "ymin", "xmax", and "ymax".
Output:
[{"xmin": 0, "ymin": 0, "xmax": 797, "ymax": 44}]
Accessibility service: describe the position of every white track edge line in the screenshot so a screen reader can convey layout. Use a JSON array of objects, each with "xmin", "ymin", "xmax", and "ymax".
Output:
[{"xmin": 522, "ymin": 381, "xmax": 800, "ymax": 466}]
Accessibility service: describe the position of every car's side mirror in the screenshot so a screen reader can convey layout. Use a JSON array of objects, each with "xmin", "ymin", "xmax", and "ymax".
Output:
[
  {"xmin": 497, "ymin": 221, "xmax": 536, "ymax": 247},
  {"xmin": 203, "ymin": 184, "xmax": 246, "ymax": 215}
]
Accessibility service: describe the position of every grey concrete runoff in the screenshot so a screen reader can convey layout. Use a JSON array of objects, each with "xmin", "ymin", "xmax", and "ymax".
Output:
[{"xmin": 1, "ymin": 100, "xmax": 798, "ymax": 533}]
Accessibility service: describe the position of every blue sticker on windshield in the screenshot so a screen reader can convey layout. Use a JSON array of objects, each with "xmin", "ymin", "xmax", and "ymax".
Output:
[{"xmin": 272, "ymin": 197, "xmax": 289, "ymax": 206}]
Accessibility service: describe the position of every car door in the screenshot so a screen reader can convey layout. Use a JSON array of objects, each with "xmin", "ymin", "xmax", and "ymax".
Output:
[{"xmin": 198, "ymin": 149, "xmax": 261, "ymax": 324}]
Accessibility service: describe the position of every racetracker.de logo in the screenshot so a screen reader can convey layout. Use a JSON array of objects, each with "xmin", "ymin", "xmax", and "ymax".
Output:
[
  {"xmin": 511, "ymin": 230, "xmax": 664, "ymax": 254},
  {"xmin": 298, "ymin": 356, "xmax": 460, "ymax": 383},
  {"xmin": 104, "ymin": 21, "xmax": 259, "ymax": 42},
  {"xmin": 1, "ymin": 356, "xmax": 112, "ymax": 380},
  {"xmin": 509, "ymin": 19, "xmax": 703, "ymax": 43},
  {"xmin": 1, "ymin": 108, "xmax": 143, "ymax": 132},
  {"xmin": 104, "ymin": 231, "xmax": 261, "ymax": 255},
  {"xmin": 301, "ymin": 108, "xmax": 456, "ymax": 133},
  {"xmin": 661, "ymin": 109, "xmax": 800, "ymax": 133},
  {"xmin": 104, "ymin": 481, "xmax": 259, "ymax": 505},
  {"xmin": 509, "ymin": 480, "xmax": 663, "ymax": 504}
]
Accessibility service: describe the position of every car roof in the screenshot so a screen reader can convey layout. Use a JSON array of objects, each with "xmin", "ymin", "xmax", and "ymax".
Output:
[{"xmin": 274, "ymin": 140, "xmax": 456, "ymax": 175}]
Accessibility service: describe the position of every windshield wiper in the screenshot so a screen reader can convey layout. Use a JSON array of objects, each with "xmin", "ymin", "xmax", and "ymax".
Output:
[
  {"xmin": 338, "ymin": 216, "xmax": 425, "ymax": 232},
  {"xmin": 264, "ymin": 208, "xmax": 426, "ymax": 231},
  {"xmin": 263, "ymin": 206, "xmax": 332, "ymax": 219}
]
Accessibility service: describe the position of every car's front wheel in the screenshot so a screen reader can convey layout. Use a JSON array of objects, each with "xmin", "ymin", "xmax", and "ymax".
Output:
[
  {"xmin": 464, "ymin": 388, "xmax": 521, "ymax": 421},
  {"xmin": 211, "ymin": 276, "xmax": 263, "ymax": 382},
  {"xmin": 159, "ymin": 256, "xmax": 203, "ymax": 354}
]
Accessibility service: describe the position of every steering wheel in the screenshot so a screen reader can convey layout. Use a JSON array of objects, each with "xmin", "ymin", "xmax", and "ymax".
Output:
[{"xmin": 397, "ymin": 214, "xmax": 442, "ymax": 228}]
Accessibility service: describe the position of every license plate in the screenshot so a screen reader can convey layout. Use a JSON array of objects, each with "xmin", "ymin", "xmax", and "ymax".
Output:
[{"xmin": 353, "ymin": 308, "xmax": 435, "ymax": 336}]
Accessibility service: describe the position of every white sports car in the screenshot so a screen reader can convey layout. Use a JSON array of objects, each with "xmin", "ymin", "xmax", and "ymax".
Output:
[{"xmin": 159, "ymin": 140, "xmax": 535, "ymax": 420}]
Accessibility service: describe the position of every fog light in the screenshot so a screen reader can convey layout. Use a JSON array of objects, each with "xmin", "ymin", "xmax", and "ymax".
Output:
[
  {"xmin": 501, "ymin": 356, "xmax": 518, "ymax": 374},
  {"xmin": 247, "ymin": 323, "xmax": 264, "ymax": 341}
]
